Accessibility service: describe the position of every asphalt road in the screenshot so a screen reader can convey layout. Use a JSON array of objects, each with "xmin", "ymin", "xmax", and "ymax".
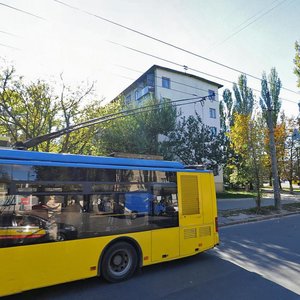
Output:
[{"xmin": 4, "ymin": 215, "xmax": 300, "ymax": 300}]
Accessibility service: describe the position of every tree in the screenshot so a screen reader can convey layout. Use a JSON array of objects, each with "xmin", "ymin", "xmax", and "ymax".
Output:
[
  {"xmin": 0, "ymin": 67, "xmax": 59, "ymax": 151},
  {"xmin": 53, "ymin": 76, "xmax": 110, "ymax": 155},
  {"xmin": 0, "ymin": 66, "xmax": 103, "ymax": 154},
  {"xmin": 260, "ymin": 68, "xmax": 282, "ymax": 210},
  {"xmin": 294, "ymin": 40, "xmax": 300, "ymax": 88},
  {"xmin": 222, "ymin": 74, "xmax": 256, "ymax": 190},
  {"xmin": 282, "ymin": 117, "xmax": 300, "ymax": 193},
  {"xmin": 220, "ymin": 89, "xmax": 234, "ymax": 130},
  {"xmin": 229, "ymin": 113, "xmax": 265, "ymax": 208},
  {"xmin": 233, "ymin": 74, "xmax": 254, "ymax": 116},
  {"xmin": 162, "ymin": 113, "xmax": 227, "ymax": 172},
  {"xmin": 98, "ymin": 97, "xmax": 177, "ymax": 156}
]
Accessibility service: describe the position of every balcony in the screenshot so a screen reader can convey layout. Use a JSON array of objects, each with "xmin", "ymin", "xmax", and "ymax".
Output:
[{"xmin": 135, "ymin": 86, "xmax": 154, "ymax": 101}]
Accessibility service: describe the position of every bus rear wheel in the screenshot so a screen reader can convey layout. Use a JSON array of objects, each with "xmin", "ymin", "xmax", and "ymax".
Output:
[{"xmin": 101, "ymin": 241, "xmax": 138, "ymax": 282}]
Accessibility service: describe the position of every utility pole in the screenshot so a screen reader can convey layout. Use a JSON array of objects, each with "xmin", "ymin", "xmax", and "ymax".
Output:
[{"xmin": 266, "ymin": 94, "xmax": 281, "ymax": 210}]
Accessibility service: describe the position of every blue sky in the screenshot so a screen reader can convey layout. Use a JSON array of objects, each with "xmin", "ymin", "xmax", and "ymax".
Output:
[{"xmin": 0, "ymin": 0, "xmax": 299, "ymax": 116}]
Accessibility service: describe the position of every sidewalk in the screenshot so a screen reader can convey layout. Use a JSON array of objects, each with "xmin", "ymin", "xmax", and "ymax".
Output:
[
  {"xmin": 218, "ymin": 210, "xmax": 300, "ymax": 227},
  {"xmin": 217, "ymin": 193, "xmax": 300, "ymax": 227}
]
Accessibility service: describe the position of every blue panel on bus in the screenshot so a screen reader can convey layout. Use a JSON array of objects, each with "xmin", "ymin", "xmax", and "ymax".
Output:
[
  {"xmin": 124, "ymin": 192, "xmax": 152, "ymax": 213},
  {"xmin": 0, "ymin": 149, "xmax": 184, "ymax": 169}
]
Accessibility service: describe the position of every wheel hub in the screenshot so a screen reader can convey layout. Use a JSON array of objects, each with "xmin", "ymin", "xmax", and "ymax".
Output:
[{"xmin": 113, "ymin": 254, "xmax": 123, "ymax": 266}]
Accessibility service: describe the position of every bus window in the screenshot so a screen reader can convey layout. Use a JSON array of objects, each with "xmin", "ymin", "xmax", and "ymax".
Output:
[
  {"xmin": 0, "ymin": 151, "xmax": 219, "ymax": 297},
  {"xmin": 149, "ymin": 183, "xmax": 178, "ymax": 228}
]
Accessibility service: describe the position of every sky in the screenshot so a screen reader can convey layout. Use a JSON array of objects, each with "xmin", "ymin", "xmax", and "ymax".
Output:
[{"xmin": 0, "ymin": 0, "xmax": 299, "ymax": 117}]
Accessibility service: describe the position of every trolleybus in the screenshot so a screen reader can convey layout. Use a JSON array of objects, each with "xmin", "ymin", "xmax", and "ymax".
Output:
[{"xmin": 0, "ymin": 148, "xmax": 219, "ymax": 296}]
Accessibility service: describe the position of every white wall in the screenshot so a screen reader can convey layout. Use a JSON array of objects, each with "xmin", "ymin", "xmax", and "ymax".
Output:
[
  {"xmin": 122, "ymin": 67, "xmax": 223, "ymax": 191},
  {"xmin": 154, "ymin": 68, "xmax": 220, "ymax": 130},
  {"xmin": 154, "ymin": 68, "xmax": 223, "ymax": 191}
]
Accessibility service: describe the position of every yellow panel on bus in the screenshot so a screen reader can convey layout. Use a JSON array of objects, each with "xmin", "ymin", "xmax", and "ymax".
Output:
[{"xmin": 177, "ymin": 172, "xmax": 218, "ymax": 257}]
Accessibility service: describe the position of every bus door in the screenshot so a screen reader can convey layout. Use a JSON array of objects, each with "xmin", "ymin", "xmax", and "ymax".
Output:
[
  {"xmin": 178, "ymin": 173, "xmax": 204, "ymax": 256},
  {"xmin": 150, "ymin": 184, "xmax": 179, "ymax": 262}
]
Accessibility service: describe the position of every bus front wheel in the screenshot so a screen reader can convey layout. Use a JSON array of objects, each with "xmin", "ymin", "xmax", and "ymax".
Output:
[{"xmin": 101, "ymin": 241, "xmax": 138, "ymax": 282}]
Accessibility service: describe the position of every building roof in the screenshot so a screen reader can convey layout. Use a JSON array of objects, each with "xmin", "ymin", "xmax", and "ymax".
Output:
[{"xmin": 115, "ymin": 64, "xmax": 223, "ymax": 100}]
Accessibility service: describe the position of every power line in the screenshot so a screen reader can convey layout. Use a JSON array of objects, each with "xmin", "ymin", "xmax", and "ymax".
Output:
[
  {"xmin": 0, "ymin": 42, "xmax": 20, "ymax": 51},
  {"xmin": 207, "ymin": 0, "xmax": 289, "ymax": 52},
  {"xmin": 108, "ymin": 40, "xmax": 232, "ymax": 85},
  {"xmin": 19, "ymin": 94, "xmax": 212, "ymax": 149},
  {"xmin": 107, "ymin": 67, "xmax": 202, "ymax": 98},
  {"xmin": 0, "ymin": 2, "xmax": 46, "ymax": 20},
  {"xmin": 114, "ymin": 64, "xmax": 297, "ymax": 110},
  {"xmin": 230, "ymin": 0, "xmax": 280, "ymax": 30},
  {"xmin": 109, "ymin": 40, "xmax": 298, "ymax": 105},
  {"xmin": 115, "ymin": 64, "xmax": 217, "ymax": 99},
  {"xmin": 0, "ymin": 29, "xmax": 20, "ymax": 38},
  {"xmin": 53, "ymin": 0, "xmax": 299, "ymax": 96}
]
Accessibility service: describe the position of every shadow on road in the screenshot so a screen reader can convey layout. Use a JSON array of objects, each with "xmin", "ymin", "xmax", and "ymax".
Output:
[{"xmin": 5, "ymin": 251, "xmax": 299, "ymax": 300}]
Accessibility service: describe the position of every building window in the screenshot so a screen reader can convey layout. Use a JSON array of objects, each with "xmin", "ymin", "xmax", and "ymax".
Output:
[
  {"xmin": 210, "ymin": 127, "xmax": 217, "ymax": 136},
  {"xmin": 208, "ymin": 89, "xmax": 215, "ymax": 101},
  {"xmin": 147, "ymin": 73, "xmax": 155, "ymax": 87},
  {"xmin": 162, "ymin": 77, "xmax": 170, "ymax": 89},
  {"xmin": 125, "ymin": 94, "xmax": 131, "ymax": 105},
  {"xmin": 135, "ymin": 90, "xmax": 139, "ymax": 101},
  {"xmin": 209, "ymin": 108, "xmax": 216, "ymax": 119}
]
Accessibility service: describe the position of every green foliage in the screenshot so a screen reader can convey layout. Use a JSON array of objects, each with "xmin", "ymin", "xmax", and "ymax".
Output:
[
  {"xmin": 0, "ymin": 67, "xmax": 59, "ymax": 151},
  {"xmin": 220, "ymin": 88, "xmax": 234, "ymax": 130},
  {"xmin": 222, "ymin": 74, "xmax": 257, "ymax": 190},
  {"xmin": 280, "ymin": 116, "xmax": 300, "ymax": 192},
  {"xmin": 260, "ymin": 68, "xmax": 282, "ymax": 127},
  {"xmin": 233, "ymin": 74, "xmax": 254, "ymax": 116},
  {"xmin": 161, "ymin": 113, "xmax": 227, "ymax": 170},
  {"xmin": 227, "ymin": 111, "xmax": 266, "ymax": 207},
  {"xmin": 0, "ymin": 66, "xmax": 104, "ymax": 154},
  {"xmin": 216, "ymin": 190, "xmax": 257, "ymax": 199},
  {"xmin": 98, "ymin": 97, "xmax": 177, "ymax": 156},
  {"xmin": 294, "ymin": 40, "xmax": 300, "ymax": 88}
]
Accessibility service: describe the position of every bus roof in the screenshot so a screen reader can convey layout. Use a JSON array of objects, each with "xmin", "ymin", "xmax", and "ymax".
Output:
[{"xmin": 0, "ymin": 149, "xmax": 185, "ymax": 170}]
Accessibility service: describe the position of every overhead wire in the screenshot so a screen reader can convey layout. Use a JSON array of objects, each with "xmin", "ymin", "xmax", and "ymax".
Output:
[
  {"xmin": 0, "ymin": 2, "xmax": 297, "ymax": 106},
  {"xmin": 228, "ymin": 0, "xmax": 281, "ymax": 30},
  {"xmin": 53, "ymin": 0, "xmax": 299, "ymax": 96},
  {"xmin": 108, "ymin": 40, "xmax": 233, "ymax": 86},
  {"xmin": 0, "ymin": 29, "xmax": 20, "ymax": 38},
  {"xmin": 109, "ymin": 40, "xmax": 298, "ymax": 105},
  {"xmin": 114, "ymin": 64, "xmax": 297, "ymax": 109},
  {"xmin": 207, "ymin": 0, "xmax": 289, "ymax": 52},
  {"xmin": 1, "ymin": 1, "xmax": 298, "ymax": 101},
  {"xmin": 116, "ymin": 64, "xmax": 215, "ymax": 97},
  {"xmin": 108, "ymin": 68, "xmax": 203, "ymax": 98},
  {"xmin": 0, "ymin": 2, "xmax": 46, "ymax": 20},
  {"xmin": 0, "ymin": 42, "xmax": 20, "ymax": 51},
  {"xmin": 21, "ymin": 93, "xmax": 213, "ymax": 148}
]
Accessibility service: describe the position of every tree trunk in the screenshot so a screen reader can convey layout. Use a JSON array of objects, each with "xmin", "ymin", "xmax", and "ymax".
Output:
[
  {"xmin": 278, "ymin": 176, "xmax": 282, "ymax": 190},
  {"xmin": 288, "ymin": 179, "xmax": 294, "ymax": 194},
  {"xmin": 267, "ymin": 108, "xmax": 281, "ymax": 210}
]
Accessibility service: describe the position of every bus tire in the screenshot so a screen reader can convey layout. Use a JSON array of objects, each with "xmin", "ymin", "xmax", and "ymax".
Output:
[{"xmin": 101, "ymin": 241, "xmax": 138, "ymax": 282}]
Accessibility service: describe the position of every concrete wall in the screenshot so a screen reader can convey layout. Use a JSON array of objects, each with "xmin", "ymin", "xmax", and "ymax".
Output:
[
  {"xmin": 154, "ymin": 68, "xmax": 223, "ymax": 190},
  {"xmin": 154, "ymin": 68, "xmax": 220, "ymax": 132},
  {"xmin": 120, "ymin": 66, "xmax": 223, "ymax": 191}
]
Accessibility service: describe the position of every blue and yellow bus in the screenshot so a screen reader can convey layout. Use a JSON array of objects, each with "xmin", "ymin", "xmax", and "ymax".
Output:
[{"xmin": 0, "ymin": 148, "xmax": 219, "ymax": 296}]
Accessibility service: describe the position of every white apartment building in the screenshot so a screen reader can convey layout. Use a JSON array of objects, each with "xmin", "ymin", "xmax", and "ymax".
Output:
[{"xmin": 115, "ymin": 65, "xmax": 223, "ymax": 191}]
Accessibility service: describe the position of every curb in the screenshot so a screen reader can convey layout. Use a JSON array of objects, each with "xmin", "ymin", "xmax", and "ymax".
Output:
[{"xmin": 219, "ymin": 210, "xmax": 300, "ymax": 227}]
